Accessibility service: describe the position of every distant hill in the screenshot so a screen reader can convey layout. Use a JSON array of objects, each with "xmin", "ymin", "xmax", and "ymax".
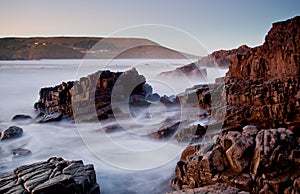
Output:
[
  {"xmin": 0, "ymin": 37, "xmax": 198, "ymax": 60},
  {"xmin": 115, "ymin": 45, "xmax": 198, "ymax": 59}
]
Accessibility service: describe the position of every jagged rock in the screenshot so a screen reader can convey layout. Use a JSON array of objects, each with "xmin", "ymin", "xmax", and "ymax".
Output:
[
  {"xmin": 219, "ymin": 125, "xmax": 257, "ymax": 173},
  {"xmin": 34, "ymin": 68, "xmax": 154, "ymax": 122},
  {"xmin": 251, "ymin": 128, "xmax": 296, "ymax": 176},
  {"xmin": 171, "ymin": 127, "xmax": 300, "ymax": 193},
  {"xmin": 167, "ymin": 183, "xmax": 249, "ymax": 194},
  {"xmin": 160, "ymin": 44, "xmax": 251, "ymax": 80},
  {"xmin": 223, "ymin": 16, "xmax": 300, "ymax": 130},
  {"xmin": 0, "ymin": 157, "xmax": 100, "ymax": 194},
  {"xmin": 0, "ymin": 126, "xmax": 23, "ymax": 140},
  {"xmin": 171, "ymin": 16, "xmax": 300, "ymax": 194}
]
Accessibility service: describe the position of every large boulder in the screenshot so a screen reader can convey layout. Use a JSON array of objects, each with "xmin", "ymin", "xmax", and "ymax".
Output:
[
  {"xmin": 0, "ymin": 126, "xmax": 23, "ymax": 140},
  {"xmin": 0, "ymin": 157, "xmax": 100, "ymax": 194}
]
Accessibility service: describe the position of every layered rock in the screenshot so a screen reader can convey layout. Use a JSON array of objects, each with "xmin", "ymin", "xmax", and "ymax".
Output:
[
  {"xmin": 171, "ymin": 127, "xmax": 300, "ymax": 193},
  {"xmin": 170, "ymin": 16, "xmax": 300, "ymax": 193},
  {"xmin": 0, "ymin": 157, "xmax": 100, "ymax": 194},
  {"xmin": 34, "ymin": 68, "xmax": 152, "ymax": 122},
  {"xmin": 224, "ymin": 16, "xmax": 300, "ymax": 132}
]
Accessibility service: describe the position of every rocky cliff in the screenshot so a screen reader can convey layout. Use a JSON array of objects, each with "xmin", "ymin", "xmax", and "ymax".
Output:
[
  {"xmin": 34, "ymin": 68, "xmax": 151, "ymax": 122},
  {"xmin": 224, "ymin": 16, "xmax": 300, "ymax": 132},
  {"xmin": 170, "ymin": 16, "xmax": 300, "ymax": 194}
]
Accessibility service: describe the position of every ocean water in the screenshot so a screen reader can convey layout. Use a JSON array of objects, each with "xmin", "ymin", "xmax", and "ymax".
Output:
[{"xmin": 0, "ymin": 59, "xmax": 227, "ymax": 193}]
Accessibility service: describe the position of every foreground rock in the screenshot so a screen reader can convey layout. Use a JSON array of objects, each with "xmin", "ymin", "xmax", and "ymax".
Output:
[
  {"xmin": 0, "ymin": 126, "xmax": 23, "ymax": 140},
  {"xmin": 170, "ymin": 16, "xmax": 300, "ymax": 193},
  {"xmin": 171, "ymin": 127, "xmax": 300, "ymax": 193},
  {"xmin": 167, "ymin": 183, "xmax": 249, "ymax": 194},
  {"xmin": 0, "ymin": 157, "xmax": 100, "ymax": 194}
]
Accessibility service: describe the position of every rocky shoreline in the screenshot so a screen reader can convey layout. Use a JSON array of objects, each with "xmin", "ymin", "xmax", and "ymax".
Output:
[
  {"xmin": 0, "ymin": 16, "xmax": 299, "ymax": 194},
  {"xmin": 170, "ymin": 16, "xmax": 300, "ymax": 193}
]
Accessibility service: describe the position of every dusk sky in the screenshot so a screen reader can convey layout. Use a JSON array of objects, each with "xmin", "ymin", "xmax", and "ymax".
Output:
[{"xmin": 0, "ymin": 0, "xmax": 299, "ymax": 55}]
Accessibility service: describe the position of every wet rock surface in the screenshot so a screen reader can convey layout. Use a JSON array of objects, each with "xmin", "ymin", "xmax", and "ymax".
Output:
[
  {"xmin": 170, "ymin": 16, "xmax": 300, "ymax": 193},
  {"xmin": 0, "ymin": 157, "xmax": 100, "ymax": 194},
  {"xmin": 0, "ymin": 126, "xmax": 23, "ymax": 140},
  {"xmin": 12, "ymin": 115, "xmax": 33, "ymax": 124}
]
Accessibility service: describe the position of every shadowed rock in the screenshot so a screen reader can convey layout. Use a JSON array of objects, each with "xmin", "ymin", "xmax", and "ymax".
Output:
[
  {"xmin": 0, "ymin": 157, "xmax": 100, "ymax": 194},
  {"xmin": 0, "ymin": 126, "xmax": 23, "ymax": 140}
]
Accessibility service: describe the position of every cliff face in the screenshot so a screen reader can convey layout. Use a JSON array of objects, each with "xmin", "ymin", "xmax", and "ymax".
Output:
[
  {"xmin": 170, "ymin": 16, "xmax": 300, "ymax": 194},
  {"xmin": 228, "ymin": 17, "xmax": 299, "ymax": 78},
  {"xmin": 224, "ymin": 16, "xmax": 300, "ymax": 132}
]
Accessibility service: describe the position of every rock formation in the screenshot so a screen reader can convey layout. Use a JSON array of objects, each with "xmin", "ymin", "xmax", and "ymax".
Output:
[
  {"xmin": 224, "ymin": 16, "xmax": 300, "ymax": 132},
  {"xmin": 0, "ymin": 126, "xmax": 23, "ymax": 140},
  {"xmin": 159, "ymin": 44, "xmax": 251, "ymax": 79},
  {"xmin": 0, "ymin": 157, "xmax": 100, "ymax": 194},
  {"xmin": 170, "ymin": 16, "xmax": 300, "ymax": 193},
  {"xmin": 34, "ymin": 68, "xmax": 154, "ymax": 122}
]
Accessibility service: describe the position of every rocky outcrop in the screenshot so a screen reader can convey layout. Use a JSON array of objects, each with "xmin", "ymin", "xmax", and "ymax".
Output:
[
  {"xmin": 34, "ymin": 68, "xmax": 153, "ymax": 122},
  {"xmin": 149, "ymin": 82, "xmax": 225, "ymax": 141},
  {"xmin": 159, "ymin": 64, "xmax": 207, "ymax": 81},
  {"xmin": 224, "ymin": 16, "xmax": 300, "ymax": 132},
  {"xmin": 159, "ymin": 44, "xmax": 251, "ymax": 79},
  {"xmin": 170, "ymin": 16, "xmax": 300, "ymax": 193},
  {"xmin": 0, "ymin": 157, "xmax": 100, "ymax": 194},
  {"xmin": 199, "ymin": 44, "xmax": 251, "ymax": 67},
  {"xmin": 171, "ymin": 127, "xmax": 300, "ymax": 193}
]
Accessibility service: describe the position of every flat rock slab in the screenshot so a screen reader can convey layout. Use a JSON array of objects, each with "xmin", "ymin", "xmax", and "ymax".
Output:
[{"xmin": 0, "ymin": 157, "xmax": 100, "ymax": 194}]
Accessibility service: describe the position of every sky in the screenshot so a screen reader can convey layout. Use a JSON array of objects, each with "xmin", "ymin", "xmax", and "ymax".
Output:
[{"xmin": 0, "ymin": 0, "xmax": 299, "ymax": 56}]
